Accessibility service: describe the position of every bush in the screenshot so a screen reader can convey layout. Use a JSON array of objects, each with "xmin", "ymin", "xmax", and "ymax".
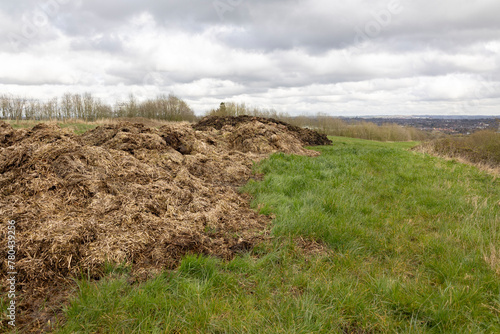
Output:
[
  {"xmin": 289, "ymin": 116, "xmax": 429, "ymax": 142},
  {"xmin": 116, "ymin": 94, "xmax": 196, "ymax": 122},
  {"xmin": 418, "ymin": 130, "xmax": 500, "ymax": 166}
]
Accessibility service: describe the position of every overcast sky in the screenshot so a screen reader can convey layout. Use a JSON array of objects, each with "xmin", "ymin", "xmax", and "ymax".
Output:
[{"xmin": 1, "ymin": 0, "xmax": 500, "ymax": 116}]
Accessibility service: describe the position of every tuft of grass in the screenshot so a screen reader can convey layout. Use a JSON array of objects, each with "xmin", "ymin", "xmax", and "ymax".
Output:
[{"xmin": 57, "ymin": 136, "xmax": 500, "ymax": 333}]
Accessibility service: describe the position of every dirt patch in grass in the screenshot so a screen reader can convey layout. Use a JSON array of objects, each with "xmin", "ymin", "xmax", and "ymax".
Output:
[
  {"xmin": 293, "ymin": 237, "xmax": 332, "ymax": 256},
  {"xmin": 0, "ymin": 117, "xmax": 328, "ymax": 331}
]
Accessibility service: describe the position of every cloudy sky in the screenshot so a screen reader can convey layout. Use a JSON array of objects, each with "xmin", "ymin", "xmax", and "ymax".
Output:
[{"xmin": 1, "ymin": 0, "xmax": 500, "ymax": 116}]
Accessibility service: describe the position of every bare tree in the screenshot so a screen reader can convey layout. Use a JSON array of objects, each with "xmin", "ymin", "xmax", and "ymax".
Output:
[
  {"xmin": 41, "ymin": 97, "xmax": 58, "ymax": 120},
  {"xmin": 72, "ymin": 94, "xmax": 83, "ymax": 119},
  {"xmin": 61, "ymin": 93, "xmax": 74, "ymax": 119}
]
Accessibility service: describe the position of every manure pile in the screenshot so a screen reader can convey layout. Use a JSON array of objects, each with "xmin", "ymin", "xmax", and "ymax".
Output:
[{"xmin": 0, "ymin": 116, "xmax": 330, "ymax": 329}]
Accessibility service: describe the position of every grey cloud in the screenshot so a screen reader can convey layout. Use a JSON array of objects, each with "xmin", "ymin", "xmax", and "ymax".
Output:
[
  {"xmin": 214, "ymin": 0, "xmax": 500, "ymax": 53},
  {"xmin": 6, "ymin": 0, "xmax": 499, "ymax": 55},
  {"xmin": 71, "ymin": 34, "xmax": 124, "ymax": 53},
  {"xmin": 4, "ymin": 0, "xmax": 500, "ymax": 53}
]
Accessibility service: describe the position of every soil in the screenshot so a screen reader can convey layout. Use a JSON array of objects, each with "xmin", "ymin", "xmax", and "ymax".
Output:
[{"xmin": 0, "ymin": 117, "xmax": 330, "ymax": 332}]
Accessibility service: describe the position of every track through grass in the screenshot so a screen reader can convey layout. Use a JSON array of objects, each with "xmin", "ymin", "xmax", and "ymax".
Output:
[{"xmin": 57, "ymin": 137, "xmax": 500, "ymax": 333}]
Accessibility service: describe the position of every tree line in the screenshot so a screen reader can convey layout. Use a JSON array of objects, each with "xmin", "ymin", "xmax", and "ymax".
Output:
[{"xmin": 0, "ymin": 93, "xmax": 196, "ymax": 122}]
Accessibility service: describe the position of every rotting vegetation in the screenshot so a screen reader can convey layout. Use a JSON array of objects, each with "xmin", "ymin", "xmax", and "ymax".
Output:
[{"xmin": 0, "ymin": 116, "xmax": 329, "ymax": 330}]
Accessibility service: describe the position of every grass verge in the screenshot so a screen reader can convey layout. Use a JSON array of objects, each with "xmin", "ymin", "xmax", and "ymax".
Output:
[{"xmin": 53, "ymin": 136, "xmax": 500, "ymax": 333}]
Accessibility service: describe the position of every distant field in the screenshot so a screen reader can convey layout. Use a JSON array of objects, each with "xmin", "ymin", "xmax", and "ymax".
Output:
[
  {"xmin": 54, "ymin": 136, "xmax": 500, "ymax": 333},
  {"xmin": 6, "ymin": 119, "xmax": 100, "ymax": 134},
  {"xmin": 5, "ymin": 118, "xmax": 178, "ymax": 135}
]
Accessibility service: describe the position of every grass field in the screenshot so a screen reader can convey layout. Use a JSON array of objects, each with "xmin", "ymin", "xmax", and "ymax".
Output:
[
  {"xmin": 6, "ymin": 119, "xmax": 99, "ymax": 135},
  {"xmin": 5, "ymin": 118, "xmax": 189, "ymax": 135},
  {"xmin": 48, "ymin": 137, "xmax": 500, "ymax": 333}
]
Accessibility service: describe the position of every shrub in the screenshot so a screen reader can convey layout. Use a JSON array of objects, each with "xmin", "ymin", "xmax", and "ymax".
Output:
[{"xmin": 418, "ymin": 130, "xmax": 500, "ymax": 166}]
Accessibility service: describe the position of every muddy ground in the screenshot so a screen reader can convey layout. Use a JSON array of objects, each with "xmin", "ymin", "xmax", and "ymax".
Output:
[{"xmin": 0, "ymin": 116, "xmax": 330, "ymax": 332}]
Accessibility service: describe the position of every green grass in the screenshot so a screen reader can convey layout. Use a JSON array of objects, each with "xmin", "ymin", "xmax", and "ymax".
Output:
[
  {"xmin": 6, "ymin": 120, "xmax": 98, "ymax": 134},
  {"xmin": 57, "ymin": 122, "xmax": 99, "ymax": 134},
  {"xmin": 56, "ymin": 136, "xmax": 500, "ymax": 333}
]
